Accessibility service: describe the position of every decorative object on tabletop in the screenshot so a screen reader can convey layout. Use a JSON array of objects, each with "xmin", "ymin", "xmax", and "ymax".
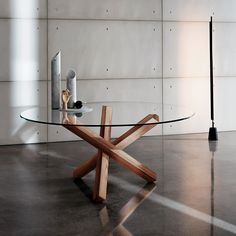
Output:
[
  {"xmin": 61, "ymin": 89, "xmax": 72, "ymax": 110},
  {"xmin": 51, "ymin": 51, "xmax": 61, "ymax": 110},
  {"xmin": 50, "ymin": 56, "xmax": 92, "ymax": 113},
  {"xmin": 66, "ymin": 69, "xmax": 77, "ymax": 109},
  {"xmin": 74, "ymin": 100, "xmax": 83, "ymax": 109},
  {"xmin": 62, "ymin": 110, "xmax": 77, "ymax": 124}
]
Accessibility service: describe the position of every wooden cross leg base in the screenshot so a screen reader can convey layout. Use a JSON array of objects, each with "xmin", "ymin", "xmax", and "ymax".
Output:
[{"xmin": 63, "ymin": 106, "xmax": 159, "ymax": 202}]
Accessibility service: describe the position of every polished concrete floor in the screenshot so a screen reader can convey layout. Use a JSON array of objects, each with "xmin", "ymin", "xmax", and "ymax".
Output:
[{"xmin": 0, "ymin": 132, "xmax": 236, "ymax": 236}]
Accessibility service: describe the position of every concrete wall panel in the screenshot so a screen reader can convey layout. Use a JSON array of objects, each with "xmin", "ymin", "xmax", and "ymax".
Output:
[
  {"xmin": 163, "ymin": 0, "xmax": 212, "ymax": 21},
  {"xmin": 48, "ymin": 78, "xmax": 162, "ymax": 104},
  {"xmin": 47, "ymin": 79, "xmax": 162, "ymax": 142},
  {"xmin": 48, "ymin": 20, "xmax": 162, "ymax": 80},
  {"xmin": 0, "ymin": 81, "xmax": 47, "ymax": 145},
  {"xmin": 0, "ymin": 19, "xmax": 47, "ymax": 81},
  {"xmin": 47, "ymin": 126, "xmax": 80, "ymax": 143},
  {"xmin": 0, "ymin": 107, "xmax": 47, "ymax": 145},
  {"xmin": 163, "ymin": 22, "xmax": 209, "ymax": 78},
  {"xmin": 212, "ymin": 0, "xmax": 236, "ymax": 22},
  {"xmin": 164, "ymin": 0, "xmax": 236, "ymax": 22},
  {"xmin": 214, "ymin": 23, "xmax": 236, "ymax": 76},
  {"xmin": 215, "ymin": 77, "xmax": 236, "ymax": 131},
  {"xmin": 0, "ymin": 0, "xmax": 47, "ymax": 18},
  {"xmin": 163, "ymin": 78, "xmax": 210, "ymax": 134},
  {"xmin": 48, "ymin": 0, "xmax": 161, "ymax": 20},
  {"xmin": 78, "ymin": 78, "xmax": 162, "ymax": 102},
  {"xmin": 0, "ymin": 81, "xmax": 47, "ymax": 107}
]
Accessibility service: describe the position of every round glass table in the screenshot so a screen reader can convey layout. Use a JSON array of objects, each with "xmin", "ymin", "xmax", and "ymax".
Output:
[{"xmin": 21, "ymin": 102, "xmax": 194, "ymax": 202}]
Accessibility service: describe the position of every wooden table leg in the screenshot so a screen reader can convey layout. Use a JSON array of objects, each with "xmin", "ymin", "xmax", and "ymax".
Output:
[
  {"xmin": 73, "ymin": 114, "xmax": 159, "ymax": 179},
  {"xmin": 93, "ymin": 106, "xmax": 112, "ymax": 202},
  {"xmin": 63, "ymin": 109, "xmax": 160, "ymax": 201},
  {"xmin": 65, "ymin": 122, "xmax": 156, "ymax": 182}
]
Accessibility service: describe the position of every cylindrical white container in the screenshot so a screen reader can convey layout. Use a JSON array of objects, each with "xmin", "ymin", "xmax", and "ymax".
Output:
[
  {"xmin": 51, "ymin": 51, "xmax": 61, "ymax": 109},
  {"xmin": 66, "ymin": 69, "xmax": 77, "ymax": 108}
]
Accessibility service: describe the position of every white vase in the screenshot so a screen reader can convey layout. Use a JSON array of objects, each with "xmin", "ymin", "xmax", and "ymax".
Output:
[
  {"xmin": 51, "ymin": 51, "xmax": 61, "ymax": 110},
  {"xmin": 66, "ymin": 69, "xmax": 77, "ymax": 108}
]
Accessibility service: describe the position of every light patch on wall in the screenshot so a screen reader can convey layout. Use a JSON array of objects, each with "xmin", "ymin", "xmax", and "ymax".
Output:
[
  {"xmin": 175, "ymin": 22, "xmax": 209, "ymax": 77},
  {"xmin": 10, "ymin": 20, "xmax": 39, "ymax": 83},
  {"xmin": 10, "ymin": 0, "xmax": 40, "ymax": 18},
  {"xmin": 8, "ymin": 0, "xmax": 42, "ymax": 143},
  {"xmin": 164, "ymin": 22, "xmax": 209, "ymax": 78},
  {"xmin": 10, "ymin": 0, "xmax": 40, "ymax": 83}
]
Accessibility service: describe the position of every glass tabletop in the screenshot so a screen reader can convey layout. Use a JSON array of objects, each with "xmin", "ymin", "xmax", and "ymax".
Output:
[{"xmin": 20, "ymin": 101, "xmax": 194, "ymax": 127}]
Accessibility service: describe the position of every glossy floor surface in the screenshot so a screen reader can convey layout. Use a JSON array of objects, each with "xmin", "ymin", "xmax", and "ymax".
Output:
[{"xmin": 0, "ymin": 132, "xmax": 236, "ymax": 236}]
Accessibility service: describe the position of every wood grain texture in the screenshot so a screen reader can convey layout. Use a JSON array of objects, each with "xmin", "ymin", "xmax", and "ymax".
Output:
[
  {"xmin": 113, "ymin": 114, "xmax": 159, "ymax": 149},
  {"xmin": 73, "ymin": 114, "xmax": 159, "ymax": 179},
  {"xmin": 64, "ymin": 123, "xmax": 157, "ymax": 182},
  {"xmin": 93, "ymin": 106, "xmax": 112, "ymax": 201}
]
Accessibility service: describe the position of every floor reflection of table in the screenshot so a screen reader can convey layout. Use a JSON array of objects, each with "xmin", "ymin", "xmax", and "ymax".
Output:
[
  {"xmin": 20, "ymin": 102, "xmax": 194, "ymax": 202},
  {"xmin": 100, "ymin": 182, "xmax": 156, "ymax": 235}
]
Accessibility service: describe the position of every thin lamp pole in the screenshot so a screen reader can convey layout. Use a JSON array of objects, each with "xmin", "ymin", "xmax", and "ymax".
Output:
[
  {"xmin": 210, "ymin": 16, "xmax": 214, "ymax": 127},
  {"xmin": 208, "ymin": 16, "xmax": 218, "ymax": 141}
]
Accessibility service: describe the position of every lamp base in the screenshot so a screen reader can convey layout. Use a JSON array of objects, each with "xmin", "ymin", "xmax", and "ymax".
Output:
[{"xmin": 208, "ymin": 127, "xmax": 218, "ymax": 141}]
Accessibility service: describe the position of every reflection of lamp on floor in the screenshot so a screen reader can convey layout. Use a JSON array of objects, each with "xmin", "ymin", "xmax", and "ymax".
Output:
[
  {"xmin": 208, "ymin": 17, "xmax": 218, "ymax": 141},
  {"xmin": 208, "ymin": 141, "xmax": 217, "ymax": 236}
]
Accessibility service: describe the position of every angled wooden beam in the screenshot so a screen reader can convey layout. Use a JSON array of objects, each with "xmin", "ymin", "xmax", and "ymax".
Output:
[
  {"xmin": 93, "ymin": 106, "xmax": 112, "ymax": 202},
  {"xmin": 113, "ymin": 114, "xmax": 159, "ymax": 149},
  {"xmin": 73, "ymin": 114, "xmax": 159, "ymax": 179},
  {"xmin": 64, "ymin": 123, "xmax": 156, "ymax": 182}
]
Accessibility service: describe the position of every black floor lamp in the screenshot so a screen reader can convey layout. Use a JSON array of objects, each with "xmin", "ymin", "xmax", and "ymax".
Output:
[{"xmin": 208, "ymin": 16, "xmax": 218, "ymax": 141}]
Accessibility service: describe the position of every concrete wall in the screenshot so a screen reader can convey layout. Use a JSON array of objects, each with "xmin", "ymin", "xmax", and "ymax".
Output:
[
  {"xmin": 0, "ymin": 0, "xmax": 47, "ymax": 145},
  {"xmin": 1, "ymin": 0, "xmax": 236, "ymax": 145},
  {"xmin": 162, "ymin": 0, "xmax": 236, "ymax": 135},
  {"xmin": 47, "ymin": 0, "xmax": 162, "ymax": 142}
]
